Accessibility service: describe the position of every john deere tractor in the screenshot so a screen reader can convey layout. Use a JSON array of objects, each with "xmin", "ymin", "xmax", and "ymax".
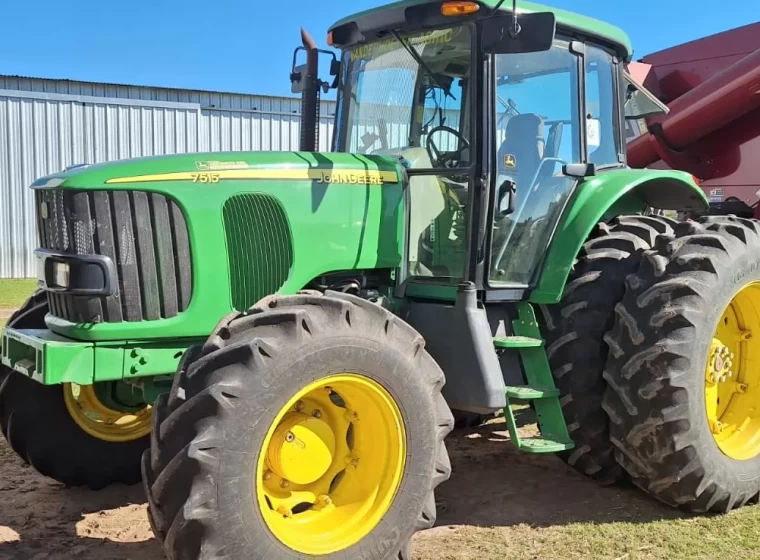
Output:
[{"xmin": 2, "ymin": 1, "xmax": 759, "ymax": 558}]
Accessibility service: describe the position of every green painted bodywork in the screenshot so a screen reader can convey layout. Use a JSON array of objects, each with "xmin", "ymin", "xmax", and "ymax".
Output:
[
  {"xmin": 330, "ymin": 0, "xmax": 633, "ymax": 59},
  {"xmin": 2, "ymin": 327, "xmax": 204, "ymax": 385},
  {"xmin": 530, "ymin": 169, "xmax": 709, "ymax": 304},
  {"xmin": 34, "ymin": 152, "xmax": 405, "ymax": 342},
  {"xmin": 2, "ymin": 151, "xmax": 406, "ymax": 386},
  {"xmin": 2, "ymin": 328, "xmax": 94, "ymax": 385}
]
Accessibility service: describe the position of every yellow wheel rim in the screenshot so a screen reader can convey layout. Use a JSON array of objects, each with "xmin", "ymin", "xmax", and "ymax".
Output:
[
  {"xmin": 705, "ymin": 281, "xmax": 760, "ymax": 460},
  {"xmin": 256, "ymin": 374, "xmax": 406, "ymax": 555},
  {"xmin": 63, "ymin": 383, "xmax": 152, "ymax": 443}
]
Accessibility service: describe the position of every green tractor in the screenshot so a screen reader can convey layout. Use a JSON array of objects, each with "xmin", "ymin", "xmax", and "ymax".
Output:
[{"xmin": 2, "ymin": 0, "xmax": 759, "ymax": 557}]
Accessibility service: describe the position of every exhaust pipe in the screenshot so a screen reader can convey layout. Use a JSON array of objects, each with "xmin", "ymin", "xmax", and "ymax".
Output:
[{"xmin": 299, "ymin": 28, "xmax": 320, "ymax": 153}]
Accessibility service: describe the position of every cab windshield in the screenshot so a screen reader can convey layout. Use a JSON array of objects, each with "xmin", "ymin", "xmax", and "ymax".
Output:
[{"xmin": 335, "ymin": 25, "xmax": 473, "ymax": 170}]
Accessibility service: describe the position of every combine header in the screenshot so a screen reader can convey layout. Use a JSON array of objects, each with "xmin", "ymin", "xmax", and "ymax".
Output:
[{"xmin": 627, "ymin": 22, "xmax": 760, "ymax": 215}]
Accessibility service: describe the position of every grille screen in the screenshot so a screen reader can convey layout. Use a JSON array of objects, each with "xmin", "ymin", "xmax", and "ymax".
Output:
[
  {"xmin": 222, "ymin": 193, "xmax": 294, "ymax": 311},
  {"xmin": 36, "ymin": 189, "xmax": 192, "ymax": 323}
]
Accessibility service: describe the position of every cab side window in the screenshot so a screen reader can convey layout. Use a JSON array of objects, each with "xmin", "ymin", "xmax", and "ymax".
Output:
[{"xmin": 585, "ymin": 46, "xmax": 621, "ymax": 167}]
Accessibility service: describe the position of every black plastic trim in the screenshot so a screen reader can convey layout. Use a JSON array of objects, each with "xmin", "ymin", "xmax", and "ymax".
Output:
[{"xmin": 35, "ymin": 249, "xmax": 117, "ymax": 296}]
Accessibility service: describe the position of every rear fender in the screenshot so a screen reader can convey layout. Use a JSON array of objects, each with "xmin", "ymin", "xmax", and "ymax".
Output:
[{"xmin": 531, "ymin": 169, "xmax": 707, "ymax": 304}]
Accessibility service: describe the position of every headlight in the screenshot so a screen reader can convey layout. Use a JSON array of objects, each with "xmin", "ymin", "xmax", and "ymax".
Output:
[
  {"xmin": 33, "ymin": 249, "xmax": 117, "ymax": 296},
  {"xmin": 52, "ymin": 262, "xmax": 70, "ymax": 288}
]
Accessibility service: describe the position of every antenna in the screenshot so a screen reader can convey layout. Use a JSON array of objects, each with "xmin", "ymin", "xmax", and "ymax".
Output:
[
  {"xmin": 510, "ymin": 0, "xmax": 521, "ymax": 37},
  {"xmin": 489, "ymin": 0, "xmax": 522, "ymax": 36}
]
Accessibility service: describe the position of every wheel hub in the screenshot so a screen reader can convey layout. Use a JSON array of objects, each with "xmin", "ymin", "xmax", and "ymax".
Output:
[
  {"xmin": 256, "ymin": 374, "xmax": 406, "ymax": 556},
  {"xmin": 267, "ymin": 412, "xmax": 336, "ymax": 485},
  {"xmin": 707, "ymin": 341, "xmax": 734, "ymax": 384}
]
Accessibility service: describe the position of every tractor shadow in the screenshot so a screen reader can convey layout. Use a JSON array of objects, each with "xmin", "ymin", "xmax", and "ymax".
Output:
[
  {"xmin": 435, "ymin": 408, "xmax": 690, "ymax": 530},
  {"xmin": 0, "ymin": 440, "xmax": 163, "ymax": 560}
]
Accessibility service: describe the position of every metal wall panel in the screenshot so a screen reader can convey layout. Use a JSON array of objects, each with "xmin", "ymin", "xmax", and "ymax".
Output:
[{"xmin": 0, "ymin": 76, "xmax": 338, "ymax": 278}]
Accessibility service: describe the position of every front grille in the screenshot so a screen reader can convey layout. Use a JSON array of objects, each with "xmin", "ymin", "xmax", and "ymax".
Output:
[{"xmin": 36, "ymin": 189, "xmax": 192, "ymax": 323}]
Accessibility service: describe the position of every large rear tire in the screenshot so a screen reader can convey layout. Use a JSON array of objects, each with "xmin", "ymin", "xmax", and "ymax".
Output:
[
  {"xmin": 540, "ymin": 215, "xmax": 677, "ymax": 484},
  {"xmin": 0, "ymin": 290, "xmax": 151, "ymax": 489},
  {"xmin": 143, "ymin": 291, "xmax": 453, "ymax": 559},
  {"xmin": 604, "ymin": 216, "xmax": 760, "ymax": 512}
]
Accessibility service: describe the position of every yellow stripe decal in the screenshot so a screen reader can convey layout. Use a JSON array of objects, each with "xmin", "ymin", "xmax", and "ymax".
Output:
[{"xmin": 105, "ymin": 169, "xmax": 400, "ymax": 185}]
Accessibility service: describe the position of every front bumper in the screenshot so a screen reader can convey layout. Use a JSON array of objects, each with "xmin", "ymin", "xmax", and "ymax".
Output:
[
  {"xmin": 1, "ymin": 328, "xmax": 93, "ymax": 384},
  {"xmin": 1, "ymin": 326, "xmax": 199, "ymax": 386}
]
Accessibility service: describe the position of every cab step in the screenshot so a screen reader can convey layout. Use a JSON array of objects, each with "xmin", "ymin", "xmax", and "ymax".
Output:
[
  {"xmin": 516, "ymin": 435, "xmax": 575, "ymax": 453},
  {"xmin": 497, "ymin": 302, "xmax": 574, "ymax": 455},
  {"xmin": 505, "ymin": 385, "xmax": 559, "ymax": 400},
  {"xmin": 493, "ymin": 336, "xmax": 543, "ymax": 349}
]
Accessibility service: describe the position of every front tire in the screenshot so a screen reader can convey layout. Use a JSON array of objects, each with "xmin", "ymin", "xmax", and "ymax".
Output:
[
  {"xmin": 0, "ymin": 377, "xmax": 151, "ymax": 489},
  {"xmin": 144, "ymin": 291, "xmax": 453, "ymax": 559},
  {"xmin": 0, "ymin": 290, "xmax": 151, "ymax": 489},
  {"xmin": 604, "ymin": 216, "xmax": 760, "ymax": 512}
]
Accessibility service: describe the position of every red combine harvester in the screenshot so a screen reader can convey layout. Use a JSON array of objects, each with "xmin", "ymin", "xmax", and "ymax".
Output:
[{"xmin": 626, "ymin": 22, "xmax": 760, "ymax": 218}]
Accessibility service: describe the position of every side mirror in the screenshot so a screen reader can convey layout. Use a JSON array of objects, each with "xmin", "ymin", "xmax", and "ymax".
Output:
[
  {"xmin": 290, "ymin": 63, "xmax": 307, "ymax": 94},
  {"xmin": 482, "ymin": 12, "xmax": 556, "ymax": 54},
  {"xmin": 330, "ymin": 59, "xmax": 341, "ymax": 77},
  {"xmin": 290, "ymin": 42, "xmax": 340, "ymax": 95},
  {"xmin": 497, "ymin": 179, "xmax": 517, "ymax": 216},
  {"xmin": 562, "ymin": 163, "xmax": 597, "ymax": 178}
]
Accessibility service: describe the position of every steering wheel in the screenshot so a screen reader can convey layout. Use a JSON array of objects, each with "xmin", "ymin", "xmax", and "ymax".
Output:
[{"xmin": 426, "ymin": 126, "xmax": 470, "ymax": 168}]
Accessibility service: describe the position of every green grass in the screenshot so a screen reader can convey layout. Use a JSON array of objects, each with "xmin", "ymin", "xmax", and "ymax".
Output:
[
  {"xmin": 416, "ymin": 508, "xmax": 760, "ymax": 559},
  {"xmin": 0, "ymin": 279, "xmax": 37, "ymax": 310}
]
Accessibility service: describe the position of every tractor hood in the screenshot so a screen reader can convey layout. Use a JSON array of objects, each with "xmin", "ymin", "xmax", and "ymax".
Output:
[
  {"xmin": 31, "ymin": 152, "xmax": 404, "ymax": 190},
  {"xmin": 28, "ymin": 150, "xmax": 407, "ymax": 343}
]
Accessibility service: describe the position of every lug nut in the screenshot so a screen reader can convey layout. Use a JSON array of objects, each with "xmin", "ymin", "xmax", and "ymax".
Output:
[
  {"xmin": 264, "ymin": 471, "xmax": 273, "ymax": 481},
  {"xmin": 280, "ymin": 479, "xmax": 290, "ymax": 489},
  {"xmin": 295, "ymin": 401, "xmax": 305, "ymax": 412},
  {"xmin": 345, "ymin": 455, "xmax": 359, "ymax": 467},
  {"xmin": 285, "ymin": 431, "xmax": 295, "ymax": 443},
  {"xmin": 312, "ymin": 410, "xmax": 322, "ymax": 419}
]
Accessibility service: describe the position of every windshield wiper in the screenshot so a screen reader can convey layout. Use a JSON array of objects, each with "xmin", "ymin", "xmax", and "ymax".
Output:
[{"xmin": 390, "ymin": 30, "xmax": 456, "ymax": 101}]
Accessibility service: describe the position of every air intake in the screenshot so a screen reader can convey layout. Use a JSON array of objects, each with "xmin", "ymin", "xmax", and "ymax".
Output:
[{"xmin": 222, "ymin": 193, "xmax": 294, "ymax": 311}]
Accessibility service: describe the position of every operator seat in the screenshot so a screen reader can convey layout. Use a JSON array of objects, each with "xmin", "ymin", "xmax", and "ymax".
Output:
[{"xmin": 497, "ymin": 113, "xmax": 545, "ymax": 189}]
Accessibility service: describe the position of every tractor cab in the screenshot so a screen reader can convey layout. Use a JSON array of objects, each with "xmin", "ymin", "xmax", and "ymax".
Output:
[{"xmin": 327, "ymin": 1, "xmax": 631, "ymax": 300}]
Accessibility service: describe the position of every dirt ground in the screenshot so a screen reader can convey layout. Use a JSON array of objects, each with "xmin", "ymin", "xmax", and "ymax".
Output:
[{"xmin": 0, "ymin": 411, "xmax": 708, "ymax": 560}]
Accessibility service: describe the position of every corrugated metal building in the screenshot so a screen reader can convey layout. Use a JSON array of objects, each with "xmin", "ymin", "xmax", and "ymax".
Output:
[{"xmin": 0, "ymin": 75, "xmax": 338, "ymax": 278}]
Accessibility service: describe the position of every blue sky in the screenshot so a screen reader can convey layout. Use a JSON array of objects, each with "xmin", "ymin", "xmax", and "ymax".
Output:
[{"xmin": 2, "ymin": 0, "xmax": 758, "ymax": 98}]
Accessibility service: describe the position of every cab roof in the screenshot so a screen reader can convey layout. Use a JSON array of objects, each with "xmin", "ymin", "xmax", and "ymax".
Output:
[{"xmin": 330, "ymin": 0, "xmax": 633, "ymax": 60}]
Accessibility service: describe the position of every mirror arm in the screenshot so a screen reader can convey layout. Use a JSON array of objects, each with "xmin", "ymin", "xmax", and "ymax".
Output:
[{"xmin": 510, "ymin": 0, "xmax": 521, "ymax": 38}]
